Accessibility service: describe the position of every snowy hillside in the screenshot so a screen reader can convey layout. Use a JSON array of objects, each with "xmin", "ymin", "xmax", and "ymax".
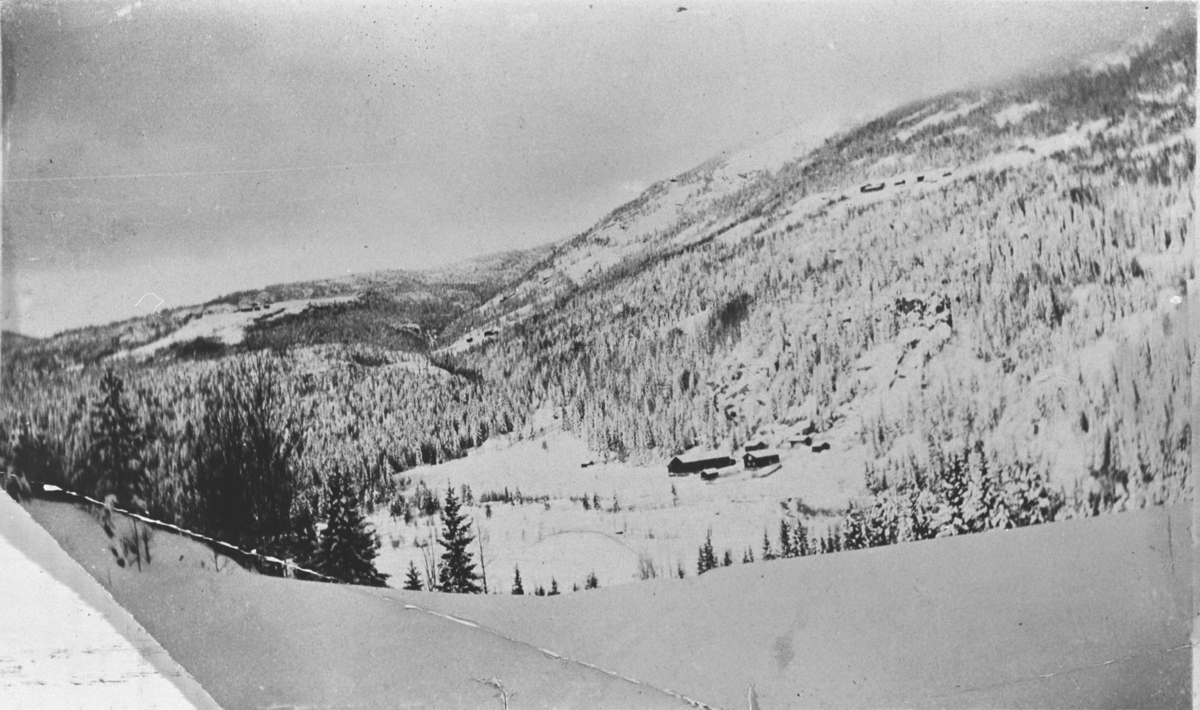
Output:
[{"xmin": 439, "ymin": 20, "xmax": 1193, "ymax": 520}]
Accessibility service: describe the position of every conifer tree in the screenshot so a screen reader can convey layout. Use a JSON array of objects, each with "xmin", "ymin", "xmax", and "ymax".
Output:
[
  {"xmin": 743, "ymin": 547, "xmax": 755, "ymax": 564},
  {"xmin": 761, "ymin": 529, "xmax": 776, "ymax": 560},
  {"xmin": 722, "ymin": 549, "xmax": 733, "ymax": 567},
  {"xmin": 793, "ymin": 519, "xmax": 810, "ymax": 557},
  {"xmin": 534, "ymin": 585, "xmax": 546, "ymax": 596},
  {"xmin": 828, "ymin": 528, "xmax": 842, "ymax": 552},
  {"xmin": 403, "ymin": 561, "xmax": 424, "ymax": 591},
  {"xmin": 842, "ymin": 504, "xmax": 868, "ymax": 550},
  {"xmin": 289, "ymin": 500, "xmax": 321, "ymax": 573},
  {"xmin": 85, "ymin": 369, "xmax": 147, "ymax": 510},
  {"xmin": 511, "ymin": 565, "xmax": 525, "ymax": 595},
  {"xmin": 697, "ymin": 531, "xmax": 718, "ymax": 574},
  {"xmin": 585, "ymin": 571, "xmax": 599, "ymax": 589},
  {"xmin": 936, "ymin": 448, "xmax": 970, "ymax": 536},
  {"xmin": 436, "ymin": 485, "xmax": 482, "ymax": 593},
  {"xmin": 549, "ymin": 578, "xmax": 560, "ymax": 596},
  {"xmin": 314, "ymin": 469, "xmax": 389, "ymax": 587},
  {"xmin": 780, "ymin": 519, "xmax": 797, "ymax": 558}
]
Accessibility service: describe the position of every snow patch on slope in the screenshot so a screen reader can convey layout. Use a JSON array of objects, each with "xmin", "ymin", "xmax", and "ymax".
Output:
[
  {"xmin": 116, "ymin": 295, "xmax": 359, "ymax": 359},
  {"xmin": 897, "ymin": 99, "xmax": 987, "ymax": 141},
  {"xmin": 993, "ymin": 101, "xmax": 1045, "ymax": 128}
]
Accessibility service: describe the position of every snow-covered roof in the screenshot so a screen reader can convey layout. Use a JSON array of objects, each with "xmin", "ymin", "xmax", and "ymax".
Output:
[
  {"xmin": 672, "ymin": 449, "xmax": 732, "ymax": 463},
  {"xmin": 745, "ymin": 448, "xmax": 782, "ymax": 458}
]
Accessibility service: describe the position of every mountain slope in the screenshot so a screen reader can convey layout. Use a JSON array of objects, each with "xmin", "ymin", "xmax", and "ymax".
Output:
[
  {"xmin": 1, "ymin": 246, "xmax": 551, "ymax": 367},
  {"xmin": 438, "ymin": 19, "xmax": 1194, "ymax": 512}
]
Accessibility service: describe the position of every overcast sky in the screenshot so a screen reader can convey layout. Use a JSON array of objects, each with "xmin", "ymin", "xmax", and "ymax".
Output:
[{"xmin": 1, "ymin": 0, "xmax": 1185, "ymax": 337}]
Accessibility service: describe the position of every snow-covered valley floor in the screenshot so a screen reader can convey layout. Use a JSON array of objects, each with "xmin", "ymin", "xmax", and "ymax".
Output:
[{"xmin": 368, "ymin": 422, "xmax": 866, "ymax": 594}]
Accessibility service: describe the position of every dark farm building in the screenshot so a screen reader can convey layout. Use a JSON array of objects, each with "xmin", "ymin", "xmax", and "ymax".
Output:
[
  {"xmin": 667, "ymin": 450, "xmax": 735, "ymax": 475},
  {"xmin": 743, "ymin": 449, "xmax": 781, "ymax": 469}
]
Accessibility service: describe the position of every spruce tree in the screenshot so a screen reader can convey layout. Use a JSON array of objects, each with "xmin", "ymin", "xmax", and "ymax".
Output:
[
  {"xmin": 743, "ymin": 546, "xmax": 755, "ymax": 564},
  {"xmin": 314, "ymin": 470, "xmax": 389, "ymax": 587},
  {"xmin": 512, "ymin": 565, "xmax": 525, "ymax": 595},
  {"xmin": 780, "ymin": 519, "xmax": 797, "ymax": 558},
  {"xmin": 761, "ymin": 529, "xmax": 776, "ymax": 560},
  {"xmin": 826, "ymin": 528, "xmax": 842, "ymax": 552},
  {"xmin": 436, "ymin": 485, "xmax": 482, "ymax": 593},
  {"xmin": 937, "ymin": 448, "xmax": 970, "ymax": 535},
  {"xmin": 585, "ymin": 571, "xmax": 599, "ymax": 589},
  {"xmin": 842, "ymin": 504, "xmax": 867, "ymax": 550},
  {"xmin": 403, "ymin": 561, "xmax": 424, "ymax": 591},
  {"xmin": 85, "ymin": 369, "xmax": 147, "ymax": 510},
  {"xmin": 793, "ymin": 519, "xmax": 810, "ymax": 557},
  {"xmin": 288, "ymin": 500, "xmax": 321, "ymax": 574},
  {"xmin": 548, "ymin": 578, "xmax": 560, "ymax": 596},
  {"xmin": 697, "ymin": 531, "xmax": 718, "ymax": 575},
  {"xmin": 534, "ymin": 585, "xmax": 546, "ymax": 596},
  {"xmin": 722, "ymin": 549, "xmax": 733, "ymax": 567}
]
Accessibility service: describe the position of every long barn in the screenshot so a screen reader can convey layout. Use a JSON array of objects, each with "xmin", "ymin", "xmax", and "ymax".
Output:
[{"xmin": 668, "ymin": 450, "xmax": 735, "ymax": 475}]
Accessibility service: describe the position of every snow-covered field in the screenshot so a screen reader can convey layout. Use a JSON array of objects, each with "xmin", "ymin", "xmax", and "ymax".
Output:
[
  {"xmin": 21, "ymin": 498, "xmax": 686, "ymax": 710},
  {"xmin": 114, "ymin": 294, "xmax": 358, "ymax": 358},
  {"xmin": 20, "ymin": 495, "xmax": 1190, "ymax": 709},
  {"xmin": 413, "ymin": 500, "xmax": 1191, "ymax": 710},
  {"xmin": 896, "ymin": 98, "xmax": 988, "ymax": 141},
  {"xmin": 370, "ymin": 421, "xmax": 865, "ymax": 593}
]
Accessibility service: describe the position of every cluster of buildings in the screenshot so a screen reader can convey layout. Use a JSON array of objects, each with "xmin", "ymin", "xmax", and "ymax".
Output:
[
  {"xmin": 666, "ymin": 441, "xmax": 782, "ymax": 481},
  {"xmin": 665, "ymin": 424, "xmax": 835, "ymax": 481}
]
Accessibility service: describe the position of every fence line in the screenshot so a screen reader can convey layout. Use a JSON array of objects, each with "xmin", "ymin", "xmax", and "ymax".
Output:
[{"xmin": 35, "ymin": 483, "xmax": 342, "ymax": 584}]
